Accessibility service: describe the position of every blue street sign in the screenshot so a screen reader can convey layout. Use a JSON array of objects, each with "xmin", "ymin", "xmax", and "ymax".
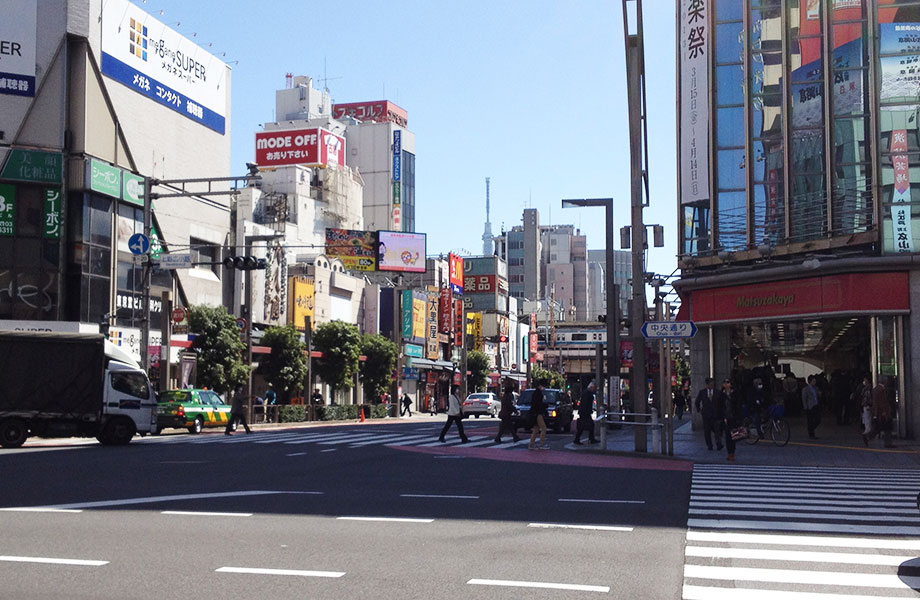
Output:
[
  {"xmin": 641, "ymin": 321, "xmax": 698, "ymax": 339},
  {"xmin": 128, "ymin": 233, "xmax": 150, "ymax": 256}
]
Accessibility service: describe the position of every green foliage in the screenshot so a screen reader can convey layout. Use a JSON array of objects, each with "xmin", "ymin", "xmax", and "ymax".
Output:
[
  {"xmin": 189, "ymin": 305, "xmax": 249, "ymax": 395},
  {"xmin": 279, "ymin": 405, "xmax": 307, "ymax": 423},
  {"xmin": 370, "ymin": 404, "xmax": 388, "ymax": 419},
  {"xmin": 359, "ymin": 333, "xmax": 398, "ymax": 401},
  {"xmin": 312, "ymin": 321, "xmax": 362, "ymax": 394},
  {"xmin": 531, "ymin": 366, "xmax": 565, "ymax": 389},
  {"xmin": 466, "ymin": 350, "xmax": 491, "ymax": 392},
  {"xmin": 259, "ymin": 325, "xmax": 307, "ymax": 399}
]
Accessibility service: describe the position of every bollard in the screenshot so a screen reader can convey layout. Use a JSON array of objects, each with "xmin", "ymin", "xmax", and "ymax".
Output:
[{"xmin": 650, "ymin": 407, "xmax": 660, "ymax": 452}]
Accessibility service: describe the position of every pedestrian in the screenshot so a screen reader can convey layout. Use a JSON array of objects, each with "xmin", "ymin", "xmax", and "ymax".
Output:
[
  {"xmin": 748, "ymin": 378, "xmax": 767, "ymax": 438},
  {"xmin": 573, "ymin": 380, "xmax": 598, "ymax": 445},
  {"xmin": 225, "ymin": 385, "xmax": 252, "ymax": 435},
  {"xmin": 494, "ymin": 380, "xmax": 521, "ymax": 444},
  {"xmin": 802, "ymin": 374, "xmax": 820, "ymax": 439},
  {"xmin": 783, "ymin": 372, "xmax": 800, "ymax": 417},
  {"xmin": 866, "ymin": 376, "xmax": 896, "ymax": 448},
  {"xmin": 695, "ymin": 377, "xmax": 722, "ymax": 451},
  {"xmin": 528, "ymin": 382, "xmax": 549, "ymax": 450},
  {"xmin": 675, "ymin": 381, "xmax": 689, "ymax": 421},
  {"xmin": 716, "ymin": 378, "xmax": 739, "ymax": 461},
  {"xmin": 401, "ymin": 393, "xmax": 413, "ymax": 417},
  {"xmin": 311, "ymin": 388, "xmax": 323, "ymax": 405},
  {"xmin": 439, "ymin": 385, "xmax": 469, "ymax": 443}
]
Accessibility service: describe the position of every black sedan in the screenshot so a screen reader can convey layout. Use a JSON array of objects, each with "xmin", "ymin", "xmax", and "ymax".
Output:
[{"xmin": 512, "ymin": 388, "xmax": 574, "ymax": 433}]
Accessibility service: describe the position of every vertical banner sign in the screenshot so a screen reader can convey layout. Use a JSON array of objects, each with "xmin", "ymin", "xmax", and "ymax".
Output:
[
  {"xmin": 454, "ymin": 298, "xmax": 464, "ymax": 347},
  {"xmin": 0, "ymin": 184, "xmax": 15, "ymax": 236},
  {"xmin": 401, "ymin": 290, "xmax": 413, "ymax": 340},
  {"xmin": 448, "ymin": 253, "xmax": 464, "ymax": 295},
  {"xmin": 679, "ymin": 0, "xmax": 710, "ymax": 205},
  {"xmin": 392, "ymin": 130, "xmax": 402, "ymax": 229},
  {"xmin": 426, "ymin": 292, "xmax": 439, "ymax": 360},
  {"xmin": 412, "ymin": 294, "xmax": 427, "ymax": 341},
  {"xmin": 43, "ymin": 189, "xmax": 61, "ymax": 239},
  {"xmin": 439, "ymin": 287, "xmax": 452, "ymax": 334},
  {"xmin": 890, "ymin": 129, "xmax": 914, "ymax": 253}
]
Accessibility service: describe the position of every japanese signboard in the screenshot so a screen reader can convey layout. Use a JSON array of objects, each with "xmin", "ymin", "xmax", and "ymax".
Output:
[
  {"xmin": 467, "ymin": 312, "xmax": 483, "ymax": 352},
  {"xmin": 378, "ymin": 231, "xmax": 426, "ymax": 273},
  {"xmin": 100, "ymin": 0, "xmax": 227, "ymax": 133},
  {"xmin": 122, "ymin": 172, "xmax": 145, "ymax": 207},
  {"xmin": 412, "ymin": 294, "xmax": 426, "ymax": 342},
  {"xmin": 889, "ymin": 129, "xmax": 914, "ymax": 253},
  {"xmin": 439, "ymin": 287, "xmax": 452, "ymax": 334},
  {"xmin": 255, "ymin": 128, "xmax": 345, "ymax": 169},
  {"xmin": 332, "ymin": 101, "xmax": 408, "ymax": 127},
  {"xmin": 401, "ymin": 290, "xmax": 414, "ymax": 340},
  {"xmin": 288, "ymin": 277, "xmax": 315, "ymax": 330},
  {"xmin": 324, "ymin": 228, "xmax": 377, "ymax": 271},
  {"xmin": 679, "ymin": 0, "xmax": 710, "ymax": 206},
  {"xmin": 43, "ymin": 188, "xmax": 61, "ymax": 239},
  {"xmin": 426, "ymin": 292, "xmax": 439, "ymax": 360},
  {"xmin": 0, "ymin": 0, "xmax": 36, "ymax": 97},
  {"xmin": 0, "ymin": 149, "xmax": 62, "ymax": 184},
  {"xmin": 463, "ymin": 274, "xmax": 507, "ymax": 294},
  {"xmin": 641, "ymin": 321, "xmax": 698, "ymax": 339},
  {"xmin": 454, "ymin": 298, "xmax": 464, "ymax": 347},
  {"xmin": 448, "ymin": 253, "xmax": 464, "ymax": 295},
  {"xmin": 0, "ymin": 183, "xmax": 14, "ymax": 236},
  {"xmin": 404, "ymin": 343, "xmax": 424, "ymax": 359},
  {"xmin": 89, "ymin": 159, "xmax": 122, "ymax": 198}
]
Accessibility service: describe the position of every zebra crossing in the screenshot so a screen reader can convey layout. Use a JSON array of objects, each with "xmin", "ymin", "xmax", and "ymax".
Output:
[
  {"xmin": 145, "ymin": 428, "xmax": 530, "ymax": 450},
  {"xmin": 682, "ymin": 464, "xmax": 920, "ymax": 599}
]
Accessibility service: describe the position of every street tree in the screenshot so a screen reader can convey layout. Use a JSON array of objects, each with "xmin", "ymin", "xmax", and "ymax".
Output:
[
  {"xmin": 189, "ymin": 305, "xmax": 249, "ymax": 395},
  {"xmin": 530, "ymin": 366, "xmax": 564, "ymax": 389},
  {"xmin": 466, "ymin": 350, "xmax": 491, "ymax": 392},
  {"xmin": 311, "ymin": 320, "xmax": 362, "ymax": 401},
  {"xmin": 359, "ymin": 333, "xmax": 398, "ymax": 402},
  {"xmin": 259, "ymin": 324, "xmax": 307, "ymax": 402}
]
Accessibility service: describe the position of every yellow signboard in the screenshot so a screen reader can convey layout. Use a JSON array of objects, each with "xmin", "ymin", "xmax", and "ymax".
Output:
[
  {"xmin": 289, "ymin": 276, "xmax": 315, "ymax": 330},
  {"xmin": 412, "ymin": 297, "xmax": 426, "ymax": 340}
]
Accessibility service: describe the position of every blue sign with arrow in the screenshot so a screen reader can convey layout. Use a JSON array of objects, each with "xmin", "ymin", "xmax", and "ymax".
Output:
[{"xmin": 128, "ymin": 233, "xmax": 150, "ymax": 256}]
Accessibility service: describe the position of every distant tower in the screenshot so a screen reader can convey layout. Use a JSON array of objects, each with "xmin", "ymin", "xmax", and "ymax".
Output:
[{"xmin": 482, "ymin": 177, "xmax": 493, "ymax": 255}]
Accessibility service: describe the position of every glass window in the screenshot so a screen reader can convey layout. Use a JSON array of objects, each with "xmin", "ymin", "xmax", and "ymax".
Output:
[
  {"xmin": 89, "ymin": 195, "xmax": 112, "ymax": 246},
  {"xmin": 716, "ymin": 0, "xmax": 743, "ymax": 22},
  {"xmin": 716, "ymin": 191, "xmax": 748, "ymax": 250},
  {"xmin": 717, "ymin": 149, "xmax": 747, "ymax": 189},
  {"xmin": 716, "ymin": 66, "xmax": 745, "ymax": 105},
  {"xmin": 717, "ymin": 108, "xmax": 746, "ymax": 146},
  {"xmin": 716, "ymin": 21, "xmax": 744, "ymax": 64},
  {"xmin": 111, "ymin": 372, "xmax": 150, "ymax": 399},
  {"xmin": 15, "ymin": 186, "xmax": 43, "ymax": 237}
]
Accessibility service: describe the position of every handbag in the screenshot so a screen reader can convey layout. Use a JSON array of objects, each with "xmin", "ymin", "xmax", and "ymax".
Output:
[{"xmin": 730, "ymin": 426, "xmax": 748, "ymax": 441}]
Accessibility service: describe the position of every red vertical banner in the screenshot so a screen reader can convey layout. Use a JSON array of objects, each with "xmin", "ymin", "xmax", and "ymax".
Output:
[
  {"xmin": 453, "ymin": 298, "xmax": 464, "ymax": 346},
  {"xmin": 439, "ymin": 287, "xmax": 452, "ymax": 333}
]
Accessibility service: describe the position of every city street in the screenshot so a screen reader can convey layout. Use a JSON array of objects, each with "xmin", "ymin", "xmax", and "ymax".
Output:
[{"xmin": 0, "ymin": 420, "xmax": 691, "ymax": 599}]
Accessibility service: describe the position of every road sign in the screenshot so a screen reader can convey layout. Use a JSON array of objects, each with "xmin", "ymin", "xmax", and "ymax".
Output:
[
  {"xmin": 641, "ymin": 321, "xmax": 698, "ymax": 339},
  {"xmin": 157, "ymin": 253, "xmax": 192, "ymax": 269},
  {"xmin": 128, "ymin": 233, "xmax": 150, "ymax": 256},
  {"xmin": 235, "ymin": 318, "xmax": 247, "ymax": 331},
  {"xmin": 171, "ymin": 307, "xmax": 188, "ymax": 324}
]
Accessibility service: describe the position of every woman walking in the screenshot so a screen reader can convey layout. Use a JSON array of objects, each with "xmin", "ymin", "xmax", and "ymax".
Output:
[{"xmin": 528, "ymin": 383, "xmax": 549, "ymax": 450}]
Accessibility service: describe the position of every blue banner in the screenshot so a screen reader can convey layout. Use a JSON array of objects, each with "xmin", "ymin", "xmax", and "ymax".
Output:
[
  {"xmin": 0, "ymin": 71, "xmax": 35, "ymax": 97},
  {"xmin": 101, "ymin": 53, "xmax": 225, "ymax": 134}
]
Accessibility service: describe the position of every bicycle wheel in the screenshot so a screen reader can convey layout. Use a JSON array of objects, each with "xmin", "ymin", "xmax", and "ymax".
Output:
[
  {"xmin": 742, "ymin": 417, "xmax": 760, "ymax": 445},
  {"xmin": 771, "ymin": 418, "xmax": 790, "ymax": 446}
]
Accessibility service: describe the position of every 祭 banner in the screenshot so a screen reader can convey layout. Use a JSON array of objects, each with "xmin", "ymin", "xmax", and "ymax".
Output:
[
  {"xmin": 679, "ymin": 0, "xmax": 710, "ymax": 205},
  {"xmin": 890, "ymin": 129, "xmax": 914, "ymax": 253},
  {"xmin": 324, "ymin": 228, "xmax": 377, "ymax": 271}
]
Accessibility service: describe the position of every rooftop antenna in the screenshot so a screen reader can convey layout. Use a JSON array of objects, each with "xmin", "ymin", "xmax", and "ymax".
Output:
[
  {"xmin": 482, "ymin": 177, "xmax": 494, "ymax": 256},
  {"xmin": 317, "ymin": 57, "xmax": 342, "ymax": 93}
]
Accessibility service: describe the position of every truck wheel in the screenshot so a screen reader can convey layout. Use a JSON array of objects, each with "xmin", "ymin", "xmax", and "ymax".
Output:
[
  {"xmin": 188, "ymin": 416, "xmax": 204, "ymax": 434},
  {"xmin": 100, "ymin": 418, "xmax": 136, "ymax": 446},
  {"xmin": 0, "ymin": 419, "xmax": 28, "ymax": 449}
]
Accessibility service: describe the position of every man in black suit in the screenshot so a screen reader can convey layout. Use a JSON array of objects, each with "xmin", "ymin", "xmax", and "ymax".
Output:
[
  {"xmin": 694, "ymin": 377, "xmax": 721, "ymax": 451},
  {"xmin": 573, "ymin": 381, "xmax": 598, "ymax": 445}
]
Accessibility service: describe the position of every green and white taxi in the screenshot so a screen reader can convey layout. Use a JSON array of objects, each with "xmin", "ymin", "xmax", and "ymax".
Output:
[{"xmin": 154, "ymin": 389, "xmax": 235, "ymax": 434}]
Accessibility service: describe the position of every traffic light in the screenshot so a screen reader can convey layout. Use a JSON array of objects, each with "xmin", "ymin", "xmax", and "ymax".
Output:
[
  {"xmin": 223, "ymin": 255, "xmax": 268, "ymax": 270},
  {"xmin": 498, "ymin": 334, "xmax": 508, "ymax": 343},
  {"xmin": 598, "ymin": 314, "xmax": 606, "ymax": 323}
]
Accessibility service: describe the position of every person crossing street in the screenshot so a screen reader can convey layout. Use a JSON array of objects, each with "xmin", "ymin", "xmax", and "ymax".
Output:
[{"xmin": 573, "ymin": 381, "xmax": 598, "ymax": 445}]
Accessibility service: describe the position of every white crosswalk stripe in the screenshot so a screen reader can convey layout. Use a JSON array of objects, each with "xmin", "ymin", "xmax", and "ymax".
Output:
[
  {"xmin": 142, "ymin": 430, "xmax": 527, "ymax": 451},
  {"xmin": 682, "ymin": 464, "xmax": 920, "ymax": 599}
]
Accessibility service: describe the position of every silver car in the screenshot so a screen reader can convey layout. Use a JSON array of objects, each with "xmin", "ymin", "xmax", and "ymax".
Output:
[{"xmin": 462, "ymin": 392, "xmax": 500, "ymax": 418}]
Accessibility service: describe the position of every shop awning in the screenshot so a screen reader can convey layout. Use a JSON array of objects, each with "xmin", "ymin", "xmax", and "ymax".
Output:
[{"xmin": 409, "ymin": 358, "xmax": 455, "ymax": 370}]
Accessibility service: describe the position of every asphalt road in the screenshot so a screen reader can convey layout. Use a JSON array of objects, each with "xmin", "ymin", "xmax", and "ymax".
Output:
[{"xmin": 0, "ymin": 419, "xmax": 691, "ymax": 599}]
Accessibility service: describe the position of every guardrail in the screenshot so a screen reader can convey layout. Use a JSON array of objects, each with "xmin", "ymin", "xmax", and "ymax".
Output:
[{"xmin": 595, "ymin": 408, "xmax": 670, "ymax": 455}]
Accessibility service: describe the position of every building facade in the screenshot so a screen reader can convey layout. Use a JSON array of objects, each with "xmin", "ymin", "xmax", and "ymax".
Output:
[{"xmin": 676, "ymin": 0, "xmax": 920, "ymax": 438}]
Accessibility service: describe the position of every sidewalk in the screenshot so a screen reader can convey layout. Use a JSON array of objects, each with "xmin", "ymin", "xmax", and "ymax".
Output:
[{"xmin": 568, "ymin": 415, "xmax": 920, "ymax": 469}]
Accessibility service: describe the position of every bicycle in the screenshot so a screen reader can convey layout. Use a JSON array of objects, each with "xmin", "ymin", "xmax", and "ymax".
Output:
[{"xmin": 741, "ymin": 404, "xmax": 790, "ymax": 446}]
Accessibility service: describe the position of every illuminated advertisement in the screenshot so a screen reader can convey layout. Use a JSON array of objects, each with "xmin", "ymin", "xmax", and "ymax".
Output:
[
  {"xmin": 100, "ymin": 0, "xmax": 227, "ymax": 133},
  {"xmin": 448, "ymin": 253, "xmax": 464, "ymax": 295},
  {"xmin": 0, "ymin": 0, "xmax": 36, "ymax": 97},
  {"xmin": 377, "ymin": 231, "xmax": 426, "ymax": 273},
  {"xmin": 255, "ymin": 128, "xmax": 345, "ymax": 169},
  {"xmin": 288, "ymin": 277, "xmax": 315, "ymax": 330},
  {"xmin": 324, "ymin": 228, "xmax": 377, "ymax": 271}
]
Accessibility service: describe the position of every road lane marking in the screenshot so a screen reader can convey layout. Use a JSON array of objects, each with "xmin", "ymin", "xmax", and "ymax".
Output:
[
  {"xmin": 685, "ymin": 545, "xmax": 913, "ymax": 566},
  {"xmin": 400, "ymin": 494, "xmax": 479, "ymax": 499},
  {"xmin": 689, "ymin": 507, "xmax": 920, "ymax": 521},
  {"xmin": 0, "ymin": 555, "xmax": 108, "ymax": 566},
  {"xmin": 321, "ymin": 449, "xmax": 337, "ymax": 453},
  {"xmin": 0, "ymin": 507, "xmax": 82, "ymax": 513},
  {"xmin": 467, "ymin": 578, "xmax": 609, "ymax": 593},
  {"xmin": 286, "ymin": 453, "xmax": 306, "ymax": 457},
  {"xmin": 686, "ymin": 530, "xmax": 920, "ymax": 550},
  {"xmin": 336, "ymin": 516, "xmax": 433, "ymax": 523},
  {"xmin": 687, "ymin": 518, "xmax": 920, "ymax": 536},
  {"xmin": 33, "ymin": 490, "xmax": 323, "ymax": 510},
  {"xmin": 528, "ymin": 523, "xmax": 633, "ymax": 532},
  {"xmin": 216, "ymin": 566, "xmax": 344, "ymax": 578},
  {"xmin": 558, "ymin": 498, "xmax": 645, "ymax": 504},
  {"xmin": 683, "ymin": 584, "xmax": 916, "ymax": 600},
  {"xmin": 684, "ymin": 564, "xmax": 920, "ymax": 590},
  {"xmin": 162, "ymin": 511, "xmax": 253, "ymax": 517}
]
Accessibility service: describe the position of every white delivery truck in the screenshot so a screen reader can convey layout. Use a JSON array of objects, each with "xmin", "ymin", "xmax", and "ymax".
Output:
[{"xmin": 0, "ymin": 331, "xmax": 158, "ymax": 448}]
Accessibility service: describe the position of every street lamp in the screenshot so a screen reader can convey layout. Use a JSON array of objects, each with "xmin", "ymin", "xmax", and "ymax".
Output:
[{"xmin": 561, "ymin": 198, "xmax": 618, "ymax": 426}]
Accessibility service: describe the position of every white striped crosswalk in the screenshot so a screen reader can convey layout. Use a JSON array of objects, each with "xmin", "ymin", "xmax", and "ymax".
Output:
[
  {"xmin": 146, "ymin": 429, "xmax": 530, "ymax": 450},
  {"xmin": 682, "ymin": 464, "xmax": 920, "ymax": 599}
]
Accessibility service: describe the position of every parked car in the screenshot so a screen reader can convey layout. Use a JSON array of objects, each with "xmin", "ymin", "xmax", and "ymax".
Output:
[
  {"xmin": 155, "ymin": 389, "xmax": 235, "ymax": 434},
  {"xmin": 462, "ymin": 392, "xmax": 500, "ymax": 418},
  {"xmin": 512, "ymin": 388, "xmax": 574, "ymax": 433}
]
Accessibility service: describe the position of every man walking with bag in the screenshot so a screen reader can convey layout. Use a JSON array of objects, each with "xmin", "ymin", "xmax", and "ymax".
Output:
[
  {"xmin": 695, "ymin": 377, "xmax": 721, "ymax": 451},
  {"xmin": 802, "ymin": 374, "xmax": 821, "ymax": 439},
  {"xmin": 573, "ymin": 380, "xmax": 598, "ymax": 445},
  {"xmin": 225, "ymin": 385, "xmax": 252, "ymax": 435},
  {"xmin": 439, "ymin": 385, "xmax": 469, "ymax": 443}
]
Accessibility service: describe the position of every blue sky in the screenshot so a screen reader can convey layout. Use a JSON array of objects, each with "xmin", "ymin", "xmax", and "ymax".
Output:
[{"xmin": 144, "ymin": 0, "xmax": 678, "ymax": 287}]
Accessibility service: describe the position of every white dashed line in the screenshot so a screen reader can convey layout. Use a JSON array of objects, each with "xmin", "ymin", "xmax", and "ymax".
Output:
[
  {"xmin": 216, "ymin": 566, "xmax": 344, "ymax": 578},
  {"xmin": 528, "ymin": 523, "xmax": 633, "ymax": 532},
  {"xmin": 467, "ymin": 578, "xmax": 609, "ymax": 593},
  {"xmin": 336, "ymin": 516, "xmax": 434, "ymax": 523},
  {"xmin": 162, "ymin": 511, "xmax": 253, "ymax": 517},
  {"xmin": 0, "ymin": 555, "xmax": 108, "ymax": 567}
]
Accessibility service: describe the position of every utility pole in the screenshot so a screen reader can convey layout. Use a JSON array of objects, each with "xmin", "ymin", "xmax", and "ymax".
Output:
[{"xmin": 623, "ymin": 0, "xmax": 649, "ymax": 453}]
